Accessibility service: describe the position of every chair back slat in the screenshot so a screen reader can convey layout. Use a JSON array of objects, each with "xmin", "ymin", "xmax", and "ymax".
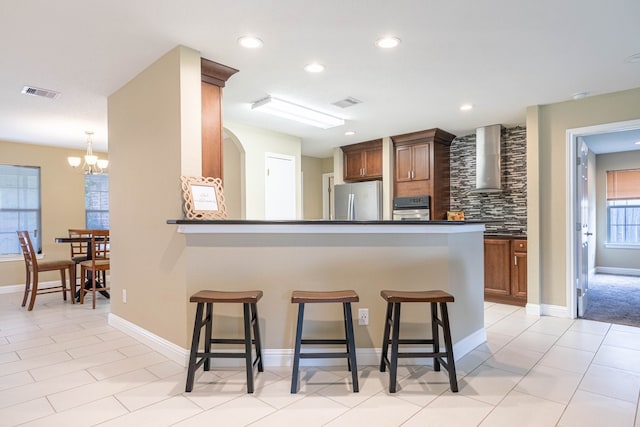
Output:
[
  {"xmin": 91, "ymin": 229, "xmax": 110, "ymax": 261},
  {"xmin": 68, "ymin": 229, "xmax": 92, "ymax": 259},
  {"xmin": 16, "ymin": 230, "xmax": 37, "ymax": 271}
]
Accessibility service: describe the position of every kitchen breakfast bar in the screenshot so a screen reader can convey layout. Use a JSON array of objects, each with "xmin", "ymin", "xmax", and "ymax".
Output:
[{"xmin": 167, "ymin": 220, "xmax": 487, "ymax": 365}]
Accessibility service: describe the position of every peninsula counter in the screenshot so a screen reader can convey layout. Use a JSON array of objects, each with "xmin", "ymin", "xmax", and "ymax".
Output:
[{"xmin": 168, "ymin": 220, "xmax": 486, "ymax": 365}]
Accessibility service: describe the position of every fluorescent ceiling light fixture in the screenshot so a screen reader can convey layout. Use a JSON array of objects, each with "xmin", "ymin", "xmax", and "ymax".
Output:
[
  {"xmin": 460, "ymin": 103, "xmax": 473, "ymax": 111},
  {"xmin": 251, "ymin": 96, "xmax": 344, "ymax": 129},
  {"xmin": 375, "ymin": 36, "xmax": 401, "ymax": 49},
  {"xmin": 304, "ymin": 62, "xmax": 325, "ymax": 73},
  {"xmin": 238, "ymin": 36, "xmax": 263, "ymax": 48}
]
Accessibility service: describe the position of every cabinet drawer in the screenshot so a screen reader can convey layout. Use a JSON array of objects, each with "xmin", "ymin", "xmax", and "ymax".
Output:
[{"xmin": 512, "ymin": 240, "xmax": 527, "ymax": 252}]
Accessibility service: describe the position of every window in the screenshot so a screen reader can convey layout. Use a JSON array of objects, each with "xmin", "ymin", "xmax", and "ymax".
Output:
[
  {"xmin": 85, "ymin": 174, "xmax": 109, "ymax": 229},
  {"xmin": 0, "ymin": 165, "xmax": 41, "ymax": 256},
  {"xmin": 606, "ymin": 169, "xmax": 640, "ymax": 245}
]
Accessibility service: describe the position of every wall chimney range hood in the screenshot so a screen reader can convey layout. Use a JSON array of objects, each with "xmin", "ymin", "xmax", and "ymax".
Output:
[{"xmin": 470, "ymin": 124, "xmax": 502, "ymax": 193}]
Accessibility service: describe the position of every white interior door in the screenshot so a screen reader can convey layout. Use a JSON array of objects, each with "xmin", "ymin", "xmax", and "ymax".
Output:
[
  {"xmin": 322, "ymin": 173, "xmax": 334, "ymax": 219},
  {"xmin": 577, "ymin": 138, "xmax": 591, "ymax": 316},
  {"xmin": 265, "ymin": 153, "xmax": 296, "ymax": 220}
]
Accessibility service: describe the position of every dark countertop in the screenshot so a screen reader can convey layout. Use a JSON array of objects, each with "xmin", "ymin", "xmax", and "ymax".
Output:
[
  {"xmin": 484, "ymin": 232, "xmax": 528, "ymax": 239},
  {"xmin": 168, "ymin": 219, "xmax": 490, "ymax": 225}
]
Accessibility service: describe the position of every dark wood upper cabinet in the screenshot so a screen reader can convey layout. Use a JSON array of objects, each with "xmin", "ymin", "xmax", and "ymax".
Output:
[
  {"xmin": 391, "ymin": 128, "xmax": 455, "ymax": 220},
  {"xmin": 342, "ymin": 139, "xmax": 383, "ymax": 182},
  {"xmin": 200, "ymin": 58, "xmax": 238, "ymax": 180}
]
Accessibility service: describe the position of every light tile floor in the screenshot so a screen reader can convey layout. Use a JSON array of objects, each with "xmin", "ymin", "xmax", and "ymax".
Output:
[{"xmin": 1, "ymin": 292, "xmax": 639, "ymax": 426}]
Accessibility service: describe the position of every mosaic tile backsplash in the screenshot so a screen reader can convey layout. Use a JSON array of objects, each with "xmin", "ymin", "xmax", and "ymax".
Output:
[{"xmin": 449, "ymin": 126, "xmax": 527, "ymax": 233}]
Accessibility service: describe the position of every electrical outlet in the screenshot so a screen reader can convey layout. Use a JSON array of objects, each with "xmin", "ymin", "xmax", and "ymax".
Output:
[
  {"xmin": 358, "ymin": 308, "xmax": 368, "ymax": 325},
  {"xmin": 122, "ymin": 289, "xmax": 127, "ymax": 304}
]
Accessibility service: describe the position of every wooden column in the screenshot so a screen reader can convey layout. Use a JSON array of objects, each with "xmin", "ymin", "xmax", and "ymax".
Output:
[{"xmin": 200, "ymin": 58, "xmax": 239, "ymax": 180}]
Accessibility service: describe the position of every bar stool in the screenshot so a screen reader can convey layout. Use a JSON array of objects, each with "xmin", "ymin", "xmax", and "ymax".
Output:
[
  {"xmin": 185, "ymin": 290, "xmax": 264, "ymax": 393},
  {"xmin": 290, "ymin": 290, "xmax": 359, "ymax": 394},
  {"xmin": 379, "ymin": 289, "xmax": 458, "ymax": 393}
]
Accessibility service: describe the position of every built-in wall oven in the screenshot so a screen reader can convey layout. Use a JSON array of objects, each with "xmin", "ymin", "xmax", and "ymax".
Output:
[{"xmin": 392, "ymin": 195, "xmax": 430, "ymax": 221}]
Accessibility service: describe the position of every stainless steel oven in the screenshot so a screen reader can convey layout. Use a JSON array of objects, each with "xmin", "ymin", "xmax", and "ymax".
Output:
[{"xmin": 392, "ymin": 195, "xmax": 430, "ymax": 221}]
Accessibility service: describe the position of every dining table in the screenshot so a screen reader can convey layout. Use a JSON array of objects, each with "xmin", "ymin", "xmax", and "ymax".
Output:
[{"xmin": 54, "ymin": 235, "xmax": 110, "ymax": 301}]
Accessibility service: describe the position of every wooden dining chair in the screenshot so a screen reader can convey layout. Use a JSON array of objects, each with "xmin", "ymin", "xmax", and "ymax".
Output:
[
  {"xmin": 16, "ymin": 230, "xmax": 76, "ymax": 311},
  {"xmin": 79, "ymin": 229, "xmax": 110, "ymax": 309}
]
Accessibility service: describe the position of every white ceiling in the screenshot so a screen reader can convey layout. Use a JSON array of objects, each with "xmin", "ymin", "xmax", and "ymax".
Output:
[{"xmin": 1, "ymin": 1, "xmax": 639, "ymax": 158}]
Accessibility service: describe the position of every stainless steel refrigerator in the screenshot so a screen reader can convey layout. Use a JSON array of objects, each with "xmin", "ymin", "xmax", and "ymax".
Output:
[{"xmin": 333, "ymin": 181, "xmax": 383, "ymax": 220}]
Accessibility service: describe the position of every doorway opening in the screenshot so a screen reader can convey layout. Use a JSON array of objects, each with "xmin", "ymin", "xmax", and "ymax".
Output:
[{"xmin": 567, "ymin": 118, "xmax": 640, "ymax": 327}]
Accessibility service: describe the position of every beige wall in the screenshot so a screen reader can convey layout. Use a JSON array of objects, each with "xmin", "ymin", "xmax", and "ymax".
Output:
[
  {"xmin": 108, "ymin": 45, "xmax": 201, "ymax": 347},
  {"xmin": 224, "ymin": 121, "xmax": 302, "ymax": 220},
  {"xmin": 223, "ymin": 135, "xmax": 244, "ymax": 219},
  {"xmin": 595, "ymin": 150, "xmax": 640, "ymax": 270},
  {"xmin": 301, "ymin": 156, "xmax": 324, "ymax": 219},
  {"xmin": 0, "ymin": 140, "xmax": 95, "ymax": 288},
  {"xmin": 527, "ymin": 87, "xmax": 640, "ymax": 307}
]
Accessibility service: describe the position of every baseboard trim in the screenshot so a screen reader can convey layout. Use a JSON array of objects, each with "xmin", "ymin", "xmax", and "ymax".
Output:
[
  {"xmin": 108, "ymin": 313, "xmax": 190, "ymax": 367},
  {"xmin": 595, "ymin": 266, "xmax": 640, "ymax": 277},
  {"xmin": 525, "ymin": 303, "xmax": 541, "ymax": 316},
  {"xmin": 0, "ymin": 281, "xmax": 62, "ymax": 294},
  {"xmin": 107, "ymin": 314, "xmax": 486, "ymax": 369},
  {"xmin": 540, "ymin": 304, "xmax": 571, "ymax": 318}
]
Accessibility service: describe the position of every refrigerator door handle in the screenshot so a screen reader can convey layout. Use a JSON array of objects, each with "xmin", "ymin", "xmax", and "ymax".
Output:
[{"xmin": 348, "ymin": 193, "xmax": 355, "ymax": 220}]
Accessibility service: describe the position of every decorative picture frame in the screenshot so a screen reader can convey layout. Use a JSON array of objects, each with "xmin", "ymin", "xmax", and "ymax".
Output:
[{"xmin": 180, "ymin": 176, "xmax": 227, "ymax": 220}]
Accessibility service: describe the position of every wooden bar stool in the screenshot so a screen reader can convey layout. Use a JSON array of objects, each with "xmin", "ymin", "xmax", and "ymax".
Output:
[
  {"xmin": 185, "ymin": 290, "xmax": 264, "ymax": 393},
  {"xmin": 290, "ymin": 290, "xmax": 359, "ymax": 394},
  {"xmin": 379, "ymin": 290, "xmax": 458, "ymax": 393}
]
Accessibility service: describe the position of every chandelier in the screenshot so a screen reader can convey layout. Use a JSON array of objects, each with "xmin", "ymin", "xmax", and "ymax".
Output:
[{"xmin": 67, "ymin": 131, "xmax": 108, "ymax": 174}]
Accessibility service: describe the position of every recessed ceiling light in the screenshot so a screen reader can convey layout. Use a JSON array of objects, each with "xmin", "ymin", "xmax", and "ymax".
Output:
[
  {"xmin": 635, "ymin": 141, "xmax": 640, "ymax": 145},
  {"xmin": 345, "ymin": 131, "xmax": 356, "ymax": 136},
  {"xmin": 625, "ymin": 53, "xmax": 640, "ymax": 63},
  {"xmin": 572, "ymin": 92, "xmax": 589, "ymax": 100},
  {"xmin": 375, "ymin": 36, "xmax": 401, "ymax": 49},
  {"xmin": 460, "ymin": 104, "xmax": 473, "ymax": 111},
  {"xmin": 238, "ymin": 36, "xmax": 263, "ymax": 49},
  {"xmin": 304, "ymin": 63, "xmax": 325, "ymax": 73}
]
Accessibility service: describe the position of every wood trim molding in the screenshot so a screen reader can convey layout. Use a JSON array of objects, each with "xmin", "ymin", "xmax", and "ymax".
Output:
[
  {"xmin": 340, "ymin": 139, "xmax": 383, "ymax": 152},
  {"xmin": 391, "ymin": 128, "xmax": 456, "ymax": 147},
  {"xmin": 201, "ymin": 58, "xmax": 239, "ymax": 87}
]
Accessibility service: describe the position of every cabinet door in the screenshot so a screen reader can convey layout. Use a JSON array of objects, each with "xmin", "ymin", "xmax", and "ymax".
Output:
[
  {"xmin": 511, "ymin": 240, "xmax": 528, "ymax": 299},
  {"xmin": 395, "ymin": 146, "xmax": 413, "ymax": 182},
  {"xmin": 363, "ymin": 148, "xmax": 382, "ymax": 178},
  {"xmin": 484, "ymin": 239, "xmax": 511, "ymax": 297},
  {"xmin": 411, "ymin": 143, "xmax": 430, "ymax": 181},
  {"xmin": 344, "ymin": 150, "xmax": 364, "ymax": 181}
]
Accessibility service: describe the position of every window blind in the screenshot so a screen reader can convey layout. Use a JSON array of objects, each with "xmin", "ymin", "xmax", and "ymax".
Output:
[{"xmin": 606, "ymin": 169, "xmax": 640, "ymax": 200}]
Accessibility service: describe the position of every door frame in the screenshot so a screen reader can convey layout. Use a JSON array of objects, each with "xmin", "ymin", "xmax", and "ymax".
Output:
[{"xmin": 565, "ymin": 118, "xmax": 640, "ymax": 318}]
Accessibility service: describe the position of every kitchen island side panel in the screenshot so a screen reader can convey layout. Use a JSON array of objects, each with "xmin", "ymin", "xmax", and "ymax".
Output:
[{"xmin": 181, "ymin": 227, "xmax": 485, "ymax": 361}]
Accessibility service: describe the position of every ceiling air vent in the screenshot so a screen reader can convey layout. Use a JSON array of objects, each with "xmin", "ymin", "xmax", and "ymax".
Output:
[
  {"xmin": 332, "ymin": 97, "xmax": 362, "ymax": 108},
  {"xmin": 21, "ymin": 86, "xmax": 60, "ymax": 99}
]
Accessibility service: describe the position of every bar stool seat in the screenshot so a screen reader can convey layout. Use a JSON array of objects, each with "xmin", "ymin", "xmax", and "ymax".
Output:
[
  {"xmin": 379, "ymin": 289, "xmax": 458, "ymax": 393},
  {"xmin": 185, "ymin": 290, "xmax": 263, "ymax": 393},
  {"xmin": 290, "ymin": 290, "xmax": 359, "ymax": 393}
]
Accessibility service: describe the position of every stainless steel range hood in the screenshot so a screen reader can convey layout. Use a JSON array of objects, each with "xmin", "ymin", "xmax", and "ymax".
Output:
[{"xmin": 470, "ymin": 124, "xmax": 502, "ymax": 193}]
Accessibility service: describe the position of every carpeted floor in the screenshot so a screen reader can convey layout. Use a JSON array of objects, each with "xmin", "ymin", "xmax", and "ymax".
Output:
[{"xmin": 582, "ymin": 273, "xmax": 640, "ymax": 327}]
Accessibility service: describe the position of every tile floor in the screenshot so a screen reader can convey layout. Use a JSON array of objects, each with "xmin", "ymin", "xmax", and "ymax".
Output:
[{"xmin": 1, "ymin": 292, "xmax": 639, "ymax": 426}]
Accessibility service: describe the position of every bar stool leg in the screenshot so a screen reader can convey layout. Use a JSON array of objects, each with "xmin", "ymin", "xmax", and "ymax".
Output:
[
  {"xmin": 344, "ymin": 302, "xmax": 359, "ymax": 392},
  {"xmin": 389, "ymin": 302, "xmax": 402, "ymax": 393},
  {"xmin": 440, "ymin": 302, "xmax": 459, "ymax": 392},
  {"xmin": 431, "ymin": 302, "xmax": 441, "ymax": 372},
  {"xmin": 291, "ymin": 303, "xmax": 305, "ymax": 393},
  {"xmin": 186, "ymin": 302, "xmax": 205, "ymax": 392},
  {"xmin": 379, "ymin": 302, "xmax": 393, "ymax": 372},
  {"xmin": 251, "ymin": 303, "xmax": 264, "ymax": 372},
  {"xmin": 243, "ymin": 303, "xmax": 255, "ymax": 393},
  {"xmin": 342, "ymin": 303, "xmax": 352, "ymax": 372},
  {"xmin": 204, "ymin": 303, "xmax": 213, "ymax": 371}
]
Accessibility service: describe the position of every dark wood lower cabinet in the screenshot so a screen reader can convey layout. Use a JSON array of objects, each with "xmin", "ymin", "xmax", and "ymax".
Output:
[{"xmin": 484, "ymin": 238, "xmax": 527, "ymax": 306}]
